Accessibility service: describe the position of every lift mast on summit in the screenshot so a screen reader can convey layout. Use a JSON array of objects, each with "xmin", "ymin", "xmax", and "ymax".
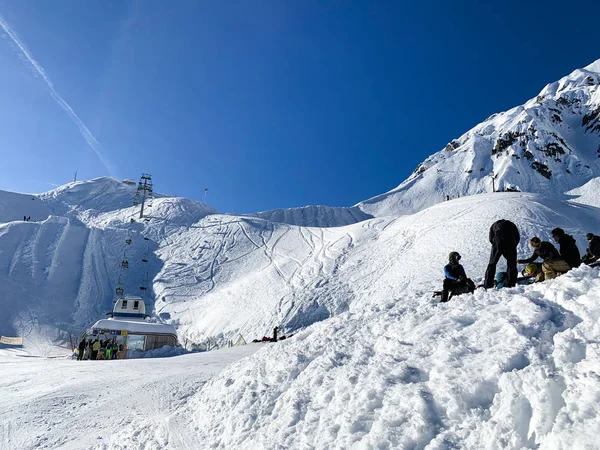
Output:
[{"xmin": 134, "ymin": 174, "xmax": 153, "ymax": 219}]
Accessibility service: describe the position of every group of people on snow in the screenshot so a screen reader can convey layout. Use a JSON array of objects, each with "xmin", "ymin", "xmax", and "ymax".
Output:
[
  {"xmin": 22, "ymin": 216, "xmax": 31, "ymax": 221},
  {"xmin": 440, "ymin": 219, "xmax": 600, "ymax": 302},
  {"xmin": 76, "ymin": 337, "xmax": 127, "ymax": 360}
]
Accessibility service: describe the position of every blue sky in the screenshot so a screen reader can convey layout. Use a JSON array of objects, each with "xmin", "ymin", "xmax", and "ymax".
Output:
[{"xmin": 0, "ymin": 1, "xmax": 599, "ymax": 213}]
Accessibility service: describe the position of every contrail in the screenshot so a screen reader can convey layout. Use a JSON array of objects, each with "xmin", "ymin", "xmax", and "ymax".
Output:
[{"xmin": 0, "ymin": 15, "xmax": 115, "ymax": 175}]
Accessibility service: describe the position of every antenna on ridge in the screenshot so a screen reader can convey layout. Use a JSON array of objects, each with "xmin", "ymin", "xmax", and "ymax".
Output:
[
  {"xmin": 204, "ymin": 188, "xmax": 208, "ymax": 203},
  {"xmin": 73, "ymin": 171, "xmax": 77, "ymax": 183}
]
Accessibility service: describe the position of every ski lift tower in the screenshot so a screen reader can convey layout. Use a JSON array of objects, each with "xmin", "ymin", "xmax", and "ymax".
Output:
[{"xmin": 135, "ymin": 173, "xmax": 154, "ymax": 219}]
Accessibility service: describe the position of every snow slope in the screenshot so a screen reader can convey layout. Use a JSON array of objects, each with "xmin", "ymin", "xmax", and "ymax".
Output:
[
  {"xmin": 252, "ymin": 205, "xmax": 372, "ymax": 227},
  {"xmin": 358, "ymin": 58, "xmax": 600, "ymax": 216},
  {"xmin": 0, "ymin": 178, "xmax": 218, "ymax": 348},
  {"xmin": 187, "ymin": 266, "xmax": 600, "ymax": 450},
  {"xmin": 2, "ymin": 175, "xmax": 599, "ymax": 351},
  {"xmin": 142, "ymin": 190, "xmax": 600, "ymax": 347}
]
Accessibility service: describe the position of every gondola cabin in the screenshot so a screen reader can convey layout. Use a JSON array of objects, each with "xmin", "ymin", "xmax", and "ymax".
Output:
[{"xmin": 107, "ymin": 296, "xmax": 147, "ymax": 319}]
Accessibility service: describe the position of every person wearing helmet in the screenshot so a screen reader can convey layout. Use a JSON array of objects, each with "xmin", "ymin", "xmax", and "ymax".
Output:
[
  {"xmin": 484, "ymin": 220, "xmax": 520, "ymax": 289},
  {"xmin": 518, "ymin": 237, "xmax": 570, "ymax": 281},
  {"xmin": 582, "ymin": 233, "xmax": 600, "ymax": 265},
  {"xmin": 551, "ymin": 228, "xmax": 580, "ymax": 269},
  {"xmin": 441, "ymin": 252, "xmax": 475, "ymax": 302},
  {"xmin": 523, "ymin": 263, "xmax": 541, "ymax": 277}
]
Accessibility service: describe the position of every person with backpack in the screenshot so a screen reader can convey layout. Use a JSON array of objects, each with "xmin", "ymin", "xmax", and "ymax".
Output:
[
  {"xmin": 441, "ymin": 252, "xmax": 475, "ymax": 302},
  {"xmin": 518, "ymin": 237, "xmax": 570, "ymax": 281},
  {"xmin": 582, "ymin": 233, "xmax": 600, "ymax": 265},
  {"xmin": 111, "ymin": 342, "xmax": 119, "ymax": 359},
  {"xmin": 484, "ymin": 220, "xmax": 520, "ymax": 289},
  {"xmin": 551, "ymin": 228, "xmax": 580, "ymax": 269}
]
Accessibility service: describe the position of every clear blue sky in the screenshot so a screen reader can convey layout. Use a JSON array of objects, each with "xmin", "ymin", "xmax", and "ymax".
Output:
[{"xmin": 0, "ymin": 1, "xmax": 599, "ymax": 213}]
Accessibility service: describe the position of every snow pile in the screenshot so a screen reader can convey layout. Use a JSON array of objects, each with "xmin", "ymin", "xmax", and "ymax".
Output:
[
  {"xmin": 188, "ymin": 266, "xmax": 600, "ymax": 449},
  {"xmin": 358, "ymin": 58, "xmax": 600, "ymax": 216}
]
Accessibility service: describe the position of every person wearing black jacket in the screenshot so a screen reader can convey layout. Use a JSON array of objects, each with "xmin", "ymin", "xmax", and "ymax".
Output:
[
  {"xmin": 551, "ymin": 228, "xmax": 580, "ymax": 269},
  {"xmin": 518, "ymin": 237, "xmax": 570, "ymax": 281},
  {"xmin": 582, "ymin": 233, "xmax": 600, "ymax": 265},
  {"xmin": 77, "ymin": 338, "xmax": 86, "ymax": 361},
  {"xmin": 484, "ymin": 220, "xmax": 520, "ymax": 289}
]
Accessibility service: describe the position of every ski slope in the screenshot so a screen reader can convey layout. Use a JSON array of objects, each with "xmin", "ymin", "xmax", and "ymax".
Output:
[
  {"xmin": 150, "ymin": 191, "xmax": 600, "ymax": 348},
  {"xmin": 2, "ymin": 175, "xmax": 599, "ymax": 351},
  {"xmin": 0, "ymin": 345, "xmax": 259, "ymax": 450}
]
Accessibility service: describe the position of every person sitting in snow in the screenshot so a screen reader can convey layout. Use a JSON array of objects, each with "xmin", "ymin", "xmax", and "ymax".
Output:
[
  {"xmin": 517, "ymin": 237, "xmax": 570, "ymax": 282},
  {"xmin": 441, "ymin": 252, "xmax": 475, "ymax": 302},
  {"xmin": 582, "ymin": 233, "xmax": 600, "ymax": 265},
  {"xmin": 551, "ymin": 228, "xmax": 580, "ymax": 269}
]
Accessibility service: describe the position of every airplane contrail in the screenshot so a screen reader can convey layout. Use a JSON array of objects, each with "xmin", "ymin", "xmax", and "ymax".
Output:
[{"xmin": 0, "ymin": 15, "xmax": 115, "ymax": 175}]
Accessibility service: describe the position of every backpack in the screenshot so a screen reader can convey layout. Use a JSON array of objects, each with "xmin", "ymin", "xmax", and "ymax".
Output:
[{"xmin": 495, "ymin": 272, "xmax": 508, "ymax": 289}]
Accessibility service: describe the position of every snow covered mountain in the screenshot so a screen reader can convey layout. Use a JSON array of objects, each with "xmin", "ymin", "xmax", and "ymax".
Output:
[
  {"xmin": 2, "ymin": 60, "xmax": 600, "ymax": 351},
  {"xmin": 2, "ymin": 60, "xmax": 600, "ymax": 450},
  {"xmin": 358, "ymin": 59, "xmax": 600, "ymax": 216}
]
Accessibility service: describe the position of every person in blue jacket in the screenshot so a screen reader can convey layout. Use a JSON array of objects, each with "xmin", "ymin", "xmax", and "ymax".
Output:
[{"xmin": 441, "ymin": 252, "xmax": 475, "ymax": 302}]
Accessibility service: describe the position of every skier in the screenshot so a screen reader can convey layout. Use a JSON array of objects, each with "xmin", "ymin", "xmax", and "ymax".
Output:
[
  {"xmin": 551, "ymin": 228, "xmax": 580, "ymax": 268},
  {"xmin": 582, "ymin": 233, "xmax": 600, "ymax": 265},
  {"xmin": 77, "ymin": 338, "xmax": 87, "ymax": 361},
  {"xmin": 83, "ymin": 342, "xmax": 91, "ymax": 360},
  {"xmin": 441, "ymin": 252, "xmax": 475, "ymax": 302},
  {"xmin": 91, "ymin": 339, "xmax": 100, "ymax": 360},
  {"xmin": 484, "ymin": 220, "xmax": 520, "ymax": 289},
  {"xmin": 518, "ymin": 237, "xmax": 570, "ymax": 281},
  {"xmin": 111, "ymin": 342, "xmax": 118, "ymax": 359}
]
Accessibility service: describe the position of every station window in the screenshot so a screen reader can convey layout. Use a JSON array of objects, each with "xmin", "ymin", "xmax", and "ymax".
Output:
[
  {"xmin": 121, "ymin": 300, "xmax": 128, "ymax": 309},
  {"xmin": 133, "ymin": 301, "xmax": 139, "ymax": 309}
]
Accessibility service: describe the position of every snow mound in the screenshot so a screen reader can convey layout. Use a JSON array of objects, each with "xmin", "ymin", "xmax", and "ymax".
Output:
[{"xmin": 188, "ymin": 266, "xmax": 600, "ymax": 449}]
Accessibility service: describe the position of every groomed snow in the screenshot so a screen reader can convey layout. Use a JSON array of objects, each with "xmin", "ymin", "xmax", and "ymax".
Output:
[{"xmin": 0, "ymin": 345, "xmax": 259, "ymax": 450}]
